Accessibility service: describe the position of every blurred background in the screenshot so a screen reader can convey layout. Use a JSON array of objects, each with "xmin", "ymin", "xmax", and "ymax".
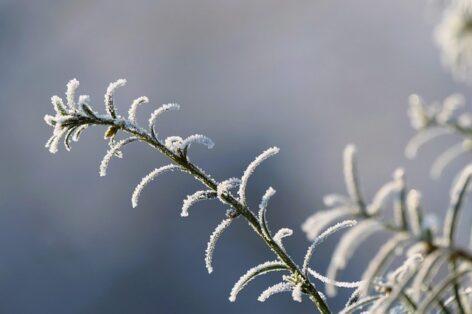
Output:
[{"xmin": 0, "ymin": 0, "xmax": 470, "ymax": 313}]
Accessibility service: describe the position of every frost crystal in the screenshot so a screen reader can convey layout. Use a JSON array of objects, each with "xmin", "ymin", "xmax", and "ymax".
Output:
[
  {"xmin": 387, "ymin": 253, "xmax": 423, "ymax": 286},
  {"xmin": 131, "ymin": 164, "xmax": 179, "ymax": 208},
  {"xmin": 406, "ymin": 189, "xmax": 422, "ymax": 236},
  {"xmin": 273, "ymin": 228, "xmax": 293, "ymax": 249},
  {"xmin": 291, "ymin": 283, "xmax": 303, "ymax": 302},
  {"xmin": 128, "ymin": 96, "xmax": 149, "ymax": 123},
  {"xmin": 46, "ymin": 128, "xmax": 67, "ymax": 154},
  {"xmin": 302, "ymin": 220, "xmax": 356, "ymax": 274},
  {"xmin": 99, "ymin": 137, "xmax": 137, "ymax": 177},
  {"xmin": 257, "ymin": 282, "xmax": 293, "ymax": 302},
  {"xmin": 343, "ymin": 144, "xmax": 364, "ymax": 209},
  {"xmin": 367, "ymin": 170, "xmax": 403, "ymax": 215},
  {"xmin": 105, "ymin": 79, "xmax": 126, "ymax": 117},
  {"xmin": 51, "ymin": 95, "xmax": 67, "ymax": 115},
  {"xmin": 436, "ymin": 94, "xmax": 465, "ymax": 124},
  {"xmin": 78, "ymin": 95, "xmax": 90, "ymax": 107},
  {"xmin": 205, "ymin": 217, "xmax": 233, "ymax": 274},
  {"xmin": 326, "ymin": 220, "xmax": 383, "ymax": 296},
  {"xmin": 181, "ymin": 190, "xmax": 216, "ymax": 217},
  {"xmin": 216, "ymin": 178, "xmax": 241, "ymax": 203},
  {"xmin": 307, "ymin": 268, "xmax": 362, "ymax": 288},
  {"xmin": 444, "ymin": 164, "xmax": 472, "ymax": 243},
  {"xmin": 431, "ymin": 141, "xmax": 472, "ymax": 179},
  {"xmin": 148, "ymin": 103, "xmax": 180, "ymax": 130},
  {"xmin": 258, "ymin": 186, "xmax": 276, "ymax": 237},
  {"xmin": 358, "ymin": 233, "xmax": 409, "ymax": 297},
  {"xmin": 65, "ymin": 78, "xmax": 79, "ymax": 110},
  {"xmin": 228, "ymin": 260, "xmax": 286, "ymax": 302},
  {"xmin": 164, "ymin": 136, "xmax": 183, "ymax": 154},
  {"xmin": 405, "ymin": 128, "xmax": 450, "ymax": 159},
  {"xmin": 435, "ymin": 1, "xmax": 472, "ymax": 82},
  {"xmin": 302, "ymin": 207, "xmax": 352, "ymax": 241},
  {"xmin": 181, "ymin": 134, "xmax": 214, "ymax": 151},
  {"xmin": 238, "ymin": 147, "xmax": 280, "ymax": 205},
  {"xmin": 323, "ymin": 194, "xmax": 350, "ymax": 207}
]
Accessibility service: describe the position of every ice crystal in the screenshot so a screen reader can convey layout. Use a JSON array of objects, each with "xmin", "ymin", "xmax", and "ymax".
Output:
[
  {"xmin": 273, "ymin": 228, "xmax": 293, "ymax": 249},
  {"xmin": 131, "ymin": 165, "xmax": 179, "ymax": 208},
  {"xmin": 181, "ymin": 190, "xmax": 216, "ymax": 217},
  {"xmin": 105, "ymin": 79, "xmax": 126, "ymax": 117},
  {"xmin": 291, "ymin": 283, "xmax": 303, "ymax": 302},
  {"xmin": 128, "ymin": 96, "xmax": 149, "ymax": 124},
  {"xmin": 65, "ymin": 78, "xmax": 79, "ymax": 110},
  {"xmin": 326, "ymin": 220, "xmax": 383, "ymax": 296},
  {"xmin": 228, "ymin": 260, "xmax": 286, "ymax": 302},
  {"xmin": 238, "ymin": 147, "xmax": 279, "ymax": 205},
  {"xmin": 302, "ymin": 220, "xmax": 357, "ymax": 274},
  {"xmin": 302, "ymin": 207, "xmax": 353, "ymax": 241},
  {"xmin": 435, "ymin": 0, "xmax": 472, "ymax": 82},
  {"xmin": 205, "ymin": 217, "xmax": 233, "ymax": 274},
  {"xmin": 99, "ymin": 137, "xmax": 137, "ymax": 177},
  {"xmin": 257, "ymin": 282, "xmax": 293, "ymax": 302}
]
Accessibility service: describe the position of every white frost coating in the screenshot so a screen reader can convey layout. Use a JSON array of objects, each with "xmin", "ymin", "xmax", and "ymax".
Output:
[
  {"xmin": 257, "ymin": 282, "xmax": 293, "ymax": 302},
  {"xmin": 51, "ymin": 95, "xmax": 67, "ymax": 115},
  {"xmin": 104, "ymin": 79, "xmax": 126, "ymax": 116},
  {"xmin": 407, "ymin": 94, "xmax": 429, "ymax": 130},
  {"xmin": 44, "ymin": 115, "xmax": 55, "ymax": 126},
  {"xmin": 66, "ymin": 78, "xmax": 79, "ymax": 110},
  {"xmin": 405, "ymin": 128, "xmax": 450, "ymax": 159},
  {"xmin": 258, "ymin": 187, "xmax": 276, "ymax": 219},
  {"xmin": 387, "ymin": 254, "xmax": 423, "ymax": 285},
  {"xmin": 406, "ymin": 189, "xmax": 422, "ymax": 236},
  {"xmin": 291, "ymin": 283, "xmax": 303, "ymax": 302},
  {"xmin": 367, "ymin": 176, "xmax": 402, "ymax": 215},
  {"xmin": 228, "ymin": 260, "xmax": 286, "ymax": 302},
  {"xmin": 308, "ymin": 268, "xmax": 362, "ymax": 288},
  {"xmin": 323, "ymin": 194, "xmax": 350, "ymax": 207},
  {"xmin": 273, "ymin": 228, "xmax": 293, "ymax": 249},
  {"xmin": 181, "ymin": 190, "xmax": 214, "ymax": 217},
  {"xmin": 302, "ymin": 220, "xmax": 357, "ymax": 273},
  {"xmin": 359, "ymin": 233, "xmax": 409, "ymax": 297},
  {"xmin": 72, "ymin": 125, "xmax": 88, "ymax": 142},
  {"xmin": 238, "ymin": 147, "xmax": 280, "ymax": 205},
  {"xmin": 431, "ymin": 141, "xmax": 470, "ymax": 179},
  {"xmin": 343, "ymin": 144, "xmax": 363, "ymax": 206},
  {"xmin": 128, "ymin": 96, "xmax": 149, "ymax": 123},
  {"xmin": 99, "ymin": 138, "xmax": 136, "ymax": 177},
  {"xmin": 302, "ymin": 207, "xmax": 352, "ymax": 241},
  {"xmin": 444, "ymin": 164, "xmax": 472, "ymax": 242},
  {"xmin": 205, "ymin": 218, "xmax": 232, "ymax": 274},
  {"xmin": 148, "ymin": 103, "xmax": 180, "ymax": 129},
  {"xmin": 78, "ymin": 95, "xmax": 90, "ymax": 107},
  {"xmin": 131, "ymin": 164, "xmax": 178, "ymax": 208},
  {"xmin": 411, "ymin": 249, "xmax": 445, "ymax": 301},
  {"xmin": 258, "ymin": 187, "xmax": 275, "ymax": 237},
  {"xmin": 436, "ymin": 93, "xmax": 465, "ymax": 124},
  {"xmin": 46, "ymin": 128, "xmax": 68, "ymax": 154},
  {"xmin": 164, "ymin": 136, "xmax": 183, "ymax": 154},
  {"xmin": 326, "ymin": 220, "xmax": 383, "ymax": 297},
  {"xmin": 181, "ymin": 134, "xmax": 214, "ymax": 151},
  {"xmin": 435, "ymin": 1, "xmax": 472, "ymax": 82},
  {"xmin": 216, "ymin": 178, "xmax": 241, "ymax": 203}
]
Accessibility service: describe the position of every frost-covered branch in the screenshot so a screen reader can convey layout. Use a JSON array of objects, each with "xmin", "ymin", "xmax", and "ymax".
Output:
[
  {"xmin": 302, "ymin": 142, "xmax": 472, "ymax": 313},
  {"xmin": 44, "ymin": 79, "xmax": 331, "ymax": 313}
]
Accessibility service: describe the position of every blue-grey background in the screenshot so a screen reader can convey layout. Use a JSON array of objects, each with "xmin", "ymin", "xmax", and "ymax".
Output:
[{"xmin": 0, "ymin": 0, "xmax": 470, "ymax": 313}]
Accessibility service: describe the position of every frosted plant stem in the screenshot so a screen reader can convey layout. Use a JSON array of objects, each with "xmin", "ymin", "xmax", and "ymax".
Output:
[{"xmin": 81, "ymin": 114, "xmax": 331, "ymax": 314}]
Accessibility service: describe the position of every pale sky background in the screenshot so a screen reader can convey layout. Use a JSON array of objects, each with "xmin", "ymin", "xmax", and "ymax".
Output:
[{"xmin": 0, "ymin": 0, "xmax": 470, "ymax": 313}]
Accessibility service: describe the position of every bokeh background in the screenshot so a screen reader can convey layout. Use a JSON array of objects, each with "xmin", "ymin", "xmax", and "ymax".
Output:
[{"xmin": 0, "ymin": 0, "xmax": 470, "ymax": 313}]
